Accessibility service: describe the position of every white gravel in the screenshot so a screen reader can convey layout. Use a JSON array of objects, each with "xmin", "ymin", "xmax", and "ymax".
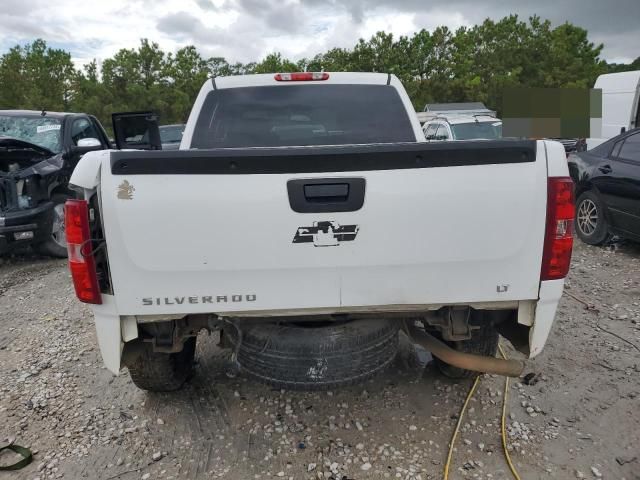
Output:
[{"xmin": 1, "ymin": 241, "xmax": 639, "ymax": 479}]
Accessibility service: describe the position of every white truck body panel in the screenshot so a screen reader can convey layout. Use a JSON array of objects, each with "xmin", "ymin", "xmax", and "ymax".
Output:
[
  {"xmin": 99, "ymin": 156, "xmax": 547, "ymax": 316},
  {"xmin": 70, "ymin": 73, "xmax": 571, "ymax": 374}
]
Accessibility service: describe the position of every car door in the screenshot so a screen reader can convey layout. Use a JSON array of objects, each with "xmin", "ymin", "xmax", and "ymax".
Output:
[
  {"xmin": 89, "ymin": 115, "xmax": 112, "ymax": 148},
  {"xmin": 593, "ymin": 132, "xmax": 640, "ymax": 236},
  {"xmin": 112, "ymin": 111, "xmax": 161, "ymax": 150},
  {"xmin": 65, "ymin": 116, "xmax": 108, "ymax": 167},
  {"xmin": 612, "ymin": 133, "xmax": 640, "ymax": 236}
]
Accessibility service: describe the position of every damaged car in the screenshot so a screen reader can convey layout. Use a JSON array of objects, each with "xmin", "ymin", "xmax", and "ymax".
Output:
[{"xmin": 0, "ymin": 110, "xmax": 111, "ymax": 257}]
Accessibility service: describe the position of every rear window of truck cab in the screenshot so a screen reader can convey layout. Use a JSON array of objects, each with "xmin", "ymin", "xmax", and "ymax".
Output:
[{"xmin": 191, "ymin": 84, "xmax": 415, "ymax": 148}]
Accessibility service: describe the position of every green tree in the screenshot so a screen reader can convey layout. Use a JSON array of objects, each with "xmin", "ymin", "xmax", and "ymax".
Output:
[
  {"xmin": 0, "ymin": 46, "xmax": 27, "ymax": 109},
  {"xmin": 99, "ymin": 39, "xmax": 172, "ymax": 123},
  {"xmin": 607, "ymin": 56, "xmax": 640, "ymax": 73},
  {"xmin": 0, "ymin": 39, "xmax": 77, "ymax": 111},
  {"xmin": 72, "ymin": 60, "xmax": 110, "ymax": 125},
  {"xmin": 253, "ymin": 53, "xmax": 297, "ymax": 74},
  {"xmin": 304, "ymin": 47, "xmax": 353, "ymax": 72},
  {"xmin": 541, "ymin": 22, "xmax": 606, "ymax": 88},
  {"xmin": 162, "ymin": 46, "xmax": 210, "ymax": 122},
  {"xmin": 0, "ymin": 17, "xmax": 616, "ymax": 123}
]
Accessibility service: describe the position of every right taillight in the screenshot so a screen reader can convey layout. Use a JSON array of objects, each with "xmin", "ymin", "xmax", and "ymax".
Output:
[
  {"xmin": 541, "ymin": 177, "xmax": 575, "ymax": 281},
  {"xmin": 65, "ymin": 199, "xmax": 102, "ymax": 304}
]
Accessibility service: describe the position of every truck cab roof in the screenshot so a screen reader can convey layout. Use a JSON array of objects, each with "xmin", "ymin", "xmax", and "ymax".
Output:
[
  {"xmin": 213, "ymin": 72, "xmax": 394, "ymax": 89},
  {"xmin": 433, "ymin": 114, "xmax": 499, "ymax": 125},
  {"xmin": 0, "ymin": 110, "xmax": 80, "ymax": 119}
]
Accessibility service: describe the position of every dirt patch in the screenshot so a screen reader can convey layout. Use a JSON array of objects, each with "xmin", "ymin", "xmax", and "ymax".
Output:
[{"xmin": 1, "ymin": 241, "xmax": 639, "ymax": 480}]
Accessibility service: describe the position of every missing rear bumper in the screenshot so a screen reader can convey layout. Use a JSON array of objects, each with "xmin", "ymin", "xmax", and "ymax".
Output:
[{"xmin": 408, "ymin": 325, "xmax": 525, "ymax": 377}]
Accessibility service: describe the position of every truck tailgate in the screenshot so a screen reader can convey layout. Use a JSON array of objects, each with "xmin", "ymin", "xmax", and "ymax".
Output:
[{"xmin": 99, "ymin": 141, "xmax": 547, "ymax": 315}]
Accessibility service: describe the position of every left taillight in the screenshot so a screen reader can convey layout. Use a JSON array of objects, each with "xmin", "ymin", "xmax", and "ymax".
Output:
[
  {"xmin": 65, "ymin": 199, "xmax": 102, "ymax": 304},
  {"xmin": 541, "ymin": 177, "xmax": 575, "ymax": 281}
]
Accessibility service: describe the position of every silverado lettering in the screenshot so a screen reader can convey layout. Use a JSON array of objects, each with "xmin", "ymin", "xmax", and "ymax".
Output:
[{"xmin": 142, "ymin": 294, "xmax": 257, "ymax": 306}]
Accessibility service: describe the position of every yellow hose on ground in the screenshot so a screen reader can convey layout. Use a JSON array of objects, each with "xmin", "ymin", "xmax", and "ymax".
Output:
[
  {"xmin": 443, "ymin": 344, "xmax": 523, "ymax": 480},
  {"xmin": 443, "ymin": 374, "xmax": 481, "ymax": 480},
  {"xmin": 498, "ymin": 344, "xmax": 522, "ymax": 480}
]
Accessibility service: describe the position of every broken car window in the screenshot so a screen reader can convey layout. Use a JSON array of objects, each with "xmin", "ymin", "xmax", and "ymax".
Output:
[
  {"xmin": 71, "ymin": 118, "xmax": 100, "ymax": 146},
  {"xmin": 0, "ymin": 115, "xmax": 63, "ymax": 153}
]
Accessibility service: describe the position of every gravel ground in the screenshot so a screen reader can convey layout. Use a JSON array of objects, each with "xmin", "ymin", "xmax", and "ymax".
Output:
[{"xmin": 1, "ymin": 241, "xmax": 639, "ymax": 480}]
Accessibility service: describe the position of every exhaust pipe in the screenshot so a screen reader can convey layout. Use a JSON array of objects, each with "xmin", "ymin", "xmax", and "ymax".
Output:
[{"xmin": 408, "ymin": 326, "xmax": 525, "ymax": 377}]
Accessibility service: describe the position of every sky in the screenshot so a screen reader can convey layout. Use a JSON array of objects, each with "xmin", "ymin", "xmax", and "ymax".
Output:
[{"xmin": 0, "ymin": 0, "xmax": 637, "ymax": 68}]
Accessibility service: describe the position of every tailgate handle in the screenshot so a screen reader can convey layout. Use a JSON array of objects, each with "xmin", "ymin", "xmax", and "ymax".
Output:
[
  {"xmin": 288, "ymin": 178, "xmax": 365, "ymax": 213},
  {"xmin": 304, "ymin": 183, "xmax": 349, "ymax": 202}
]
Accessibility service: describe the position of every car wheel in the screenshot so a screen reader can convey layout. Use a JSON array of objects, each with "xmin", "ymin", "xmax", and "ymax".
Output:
[
  {"xmin": 575, "ymin": 191, "xmax": 610, "ymax": 246},
  {"xmin": 125, "ymin": 337, "xmax": 196, "ymax": 392},
  {"xmin": 228, "ymin": 319, "xmax": 400, "ymax": 390},
  {"xmin": 35, "ymin": 193, "xmax": 70, "ymax": 258}
]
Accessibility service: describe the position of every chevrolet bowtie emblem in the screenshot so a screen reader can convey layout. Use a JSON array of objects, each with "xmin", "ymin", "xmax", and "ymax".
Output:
[{"xmin": 292, "ymin": 221, "xmax": 359, "ymax": 247}]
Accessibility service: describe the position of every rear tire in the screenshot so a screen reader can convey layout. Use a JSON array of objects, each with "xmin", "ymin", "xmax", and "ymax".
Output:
[
  {"xmin": 433, "ymin": 326, "xmax": 499, "ymax": 379},
  {"xmin": 35, "ymin": 193, "xmax": 69, "ymax": 258},
  {"xmin": 125, "ymin": 337, "xmax": 196, "ymax": 392},
  {"xmin": 229, "ymin": 319, "xmax": 400, "ymax": 390},
  {"xmin": 575, "ymin": 190, "xmax": 610, "ymax": 246}
]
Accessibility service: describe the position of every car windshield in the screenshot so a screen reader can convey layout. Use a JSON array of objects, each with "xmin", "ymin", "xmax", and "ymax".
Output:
[
  {"xmin": 0, "ymin": 115, "xmax": 62, "ymax": 153},
  {"xmin": 191, "ymin": 84, "xmax": 415, "ymax": 148},
  {"xmin": 451, "ymin": 121, "xmax": 502, "ymax": 140},
  {"xmin": 159, "ymin": 125, "xmax": 184, "ymax": 144}
]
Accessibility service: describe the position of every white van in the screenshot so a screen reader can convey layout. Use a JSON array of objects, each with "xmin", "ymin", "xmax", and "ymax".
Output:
[{"xmin": 588, "ymin": 70, "xmax": 640, "ymax": 149}]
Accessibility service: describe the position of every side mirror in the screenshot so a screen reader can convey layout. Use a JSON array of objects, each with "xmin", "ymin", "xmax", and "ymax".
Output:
[
  {"xmin": 621, "ymin": 127, "xmax": 626, "ymax": 134},
  {"xmin": 77, "ymin": 138, "xmax": 101, "ymax": 148},
  {"xmin": 69, "ymin": 137, "xmax": 103, "ymax": 156}
]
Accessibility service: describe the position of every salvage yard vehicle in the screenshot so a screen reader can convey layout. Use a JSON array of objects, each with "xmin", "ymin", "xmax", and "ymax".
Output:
[
  {"xmin": 67, "ymin": 72, "xmax": 574, "ymax": 392},
  {"xmin": 422, "ymin": 114, "xmax": 503, "ymax": 141},
  {"xmin": 159, "ymin": 123, "xmax": 185, "ymax": 150},
  {"xmin": 0, "ymin": 110, "xmax": 161, "ymax": 257},
  {"xmin": 416, "ymin": 102, "xmax": 496, "ymax": 125},
  {"xmin": 587, "ymin": 70, "xmax": 640, "ymax": 149},
  {"xmin": 569, "ymin": 127, "xmax": 640, "ymax": 245},
  {"xmin": 418, "ymin": 104, "xmax": 583, "ymax": 156},
  {"xmin": 554, "ymin": 138, "xmax": 587, "ymax": 158},
  {"xmin": 419, "ymin": 102, "xmax": 503, "ymax": 141},
  {"xmin": 0, "ymin": 110, "xmax": 111, "ymax": 256}
]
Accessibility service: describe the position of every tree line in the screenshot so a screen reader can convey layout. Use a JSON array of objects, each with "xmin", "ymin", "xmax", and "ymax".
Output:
[{"xmin": 0, "ymin": 15, "xmax": 638, "ymax": 130}]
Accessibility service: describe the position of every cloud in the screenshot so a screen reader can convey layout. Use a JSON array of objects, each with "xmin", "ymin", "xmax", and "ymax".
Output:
[
  {"xmin": 194, "ymin": 0, "xmax": 220, "ymax": 11},
  {"xmin": 0, "ymin": 0, "xmax": 636, "ymax": 69},
  {"xmin": 328, "ymin": 0, "xmax": 640, "ymax": 60},
  {"xmin": 157, "ymin": 11, "xmax": 207, "ymax": 38}
]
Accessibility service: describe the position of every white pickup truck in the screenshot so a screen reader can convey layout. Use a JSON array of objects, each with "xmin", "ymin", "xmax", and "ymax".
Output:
[{"xmin": 67, "ymin": 72, "xmax": 574, "ymax": 391}]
